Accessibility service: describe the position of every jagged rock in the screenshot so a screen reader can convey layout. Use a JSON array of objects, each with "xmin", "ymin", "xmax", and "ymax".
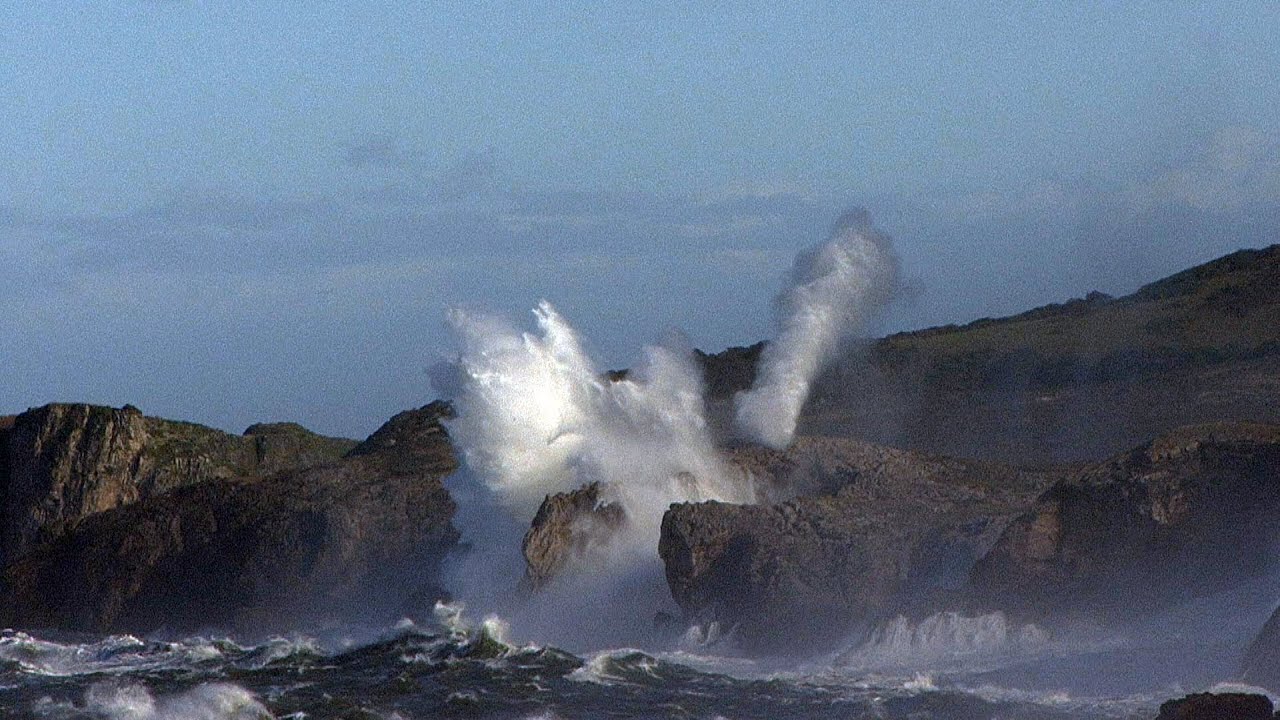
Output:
[
  {"xmin": 0, "ymin": 403, "xmax": 355, "ymax": 559},
  {"xmin": 658, "ymin": 437, "xmax": 1057, "ymax": 653},
  {"xmin": 969, "ymin": 423, "xmax": 1280, "ymax": 622},
  {"xmin": 521, "ymin": 482, "xmax": 626, "ymax": 590},
  {"xmin": 1155, "ymin": 692, "xmax": 1273, "ymax": 720},
  {"xmin": 0, "ymin": 404, "xmax": 458, "ymax": 635}
]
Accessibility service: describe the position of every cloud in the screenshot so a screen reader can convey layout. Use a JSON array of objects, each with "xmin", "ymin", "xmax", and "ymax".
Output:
[{"xmin": 343, "ymin": 135, "xmax": 427, "ymax": 170}]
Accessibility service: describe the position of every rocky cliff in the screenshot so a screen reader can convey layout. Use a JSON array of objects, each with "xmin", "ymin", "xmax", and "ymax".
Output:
[
  {"xmin": 658, "ymin": 437, "xmax": 1058, "ymax": 653},
  {"xmin": 0, "ymin": 402, "xmax": 457, "ymax": 635},
  {"xmin": 0, "ymin": 403, "xmax": 356, "ymax": 560},
  {"xmin": 969, "ymin": 422, "xmax": 1280, "ymax": 623}
]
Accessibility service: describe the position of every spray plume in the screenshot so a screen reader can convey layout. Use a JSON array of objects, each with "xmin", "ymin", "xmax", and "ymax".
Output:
[
  {"xmin": 734, "ymin": 210, "xmax": 900, "ymax": 449},
  {"xmin": 440, "ymin": 301, "xmax": 756, "ymax": 643}
]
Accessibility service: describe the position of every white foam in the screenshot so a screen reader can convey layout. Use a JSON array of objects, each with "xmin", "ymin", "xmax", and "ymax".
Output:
[
  {"xmin": 84, "ymin": 681, "xmax": 271, "ymax": 720},
  {"xmin": 0, "ymin": 631, "xmax": 223, "ymax": 677},
  {"xmin": 840, "ymin": 611, "xmax": 1049, "ymax": 671}
]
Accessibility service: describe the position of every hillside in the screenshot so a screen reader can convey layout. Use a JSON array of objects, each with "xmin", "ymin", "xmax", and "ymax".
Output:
[{"xmin": 703, "ymin": 244, "xmax": 1280, "ymax": 465}]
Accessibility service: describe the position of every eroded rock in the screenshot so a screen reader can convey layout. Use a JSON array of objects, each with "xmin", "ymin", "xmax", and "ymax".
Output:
[
  {"xmin": 658, "ymin": 436, "xmax": 1056, "ymax": 653},
  {"xmin": 969, "ymin": 423, "xmax": 1280, "ymax": 622},
  {"xmin": 522, "ymin": 482, "xmax": 626, "ymax": 591}
]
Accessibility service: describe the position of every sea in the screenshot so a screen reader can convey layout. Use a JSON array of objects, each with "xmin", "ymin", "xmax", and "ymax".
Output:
[{"xmin": 2, "ymin": 601, "xmax": 1270, "ymax": 720}]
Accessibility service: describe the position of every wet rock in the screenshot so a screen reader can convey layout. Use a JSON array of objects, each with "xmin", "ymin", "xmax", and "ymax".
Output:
[
  {"xmin": 969, "ymin": 423, "xmax": 1280, "ymax": 622},
  {"xmin": 522, "ymin": 482, "xmax": 626, "ymax": 590},
  {"xmin": 1155, "ymin": 692, "xmax": 1273, "ymax": 720},
  {"xmin": 658, "ymin": 436, "xmax": 1056, "ymax": 653}
]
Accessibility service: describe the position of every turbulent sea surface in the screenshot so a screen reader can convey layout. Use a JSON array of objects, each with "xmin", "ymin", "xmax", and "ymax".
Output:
[{"xmin": 4, "ymin": 606, "xmax": 1244, "ymax": 720}]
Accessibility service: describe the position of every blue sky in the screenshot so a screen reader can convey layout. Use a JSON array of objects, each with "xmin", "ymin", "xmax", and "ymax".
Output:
[{"xmin": 3, "ymin": 2, "xmax": 1280, "ymax": 437}]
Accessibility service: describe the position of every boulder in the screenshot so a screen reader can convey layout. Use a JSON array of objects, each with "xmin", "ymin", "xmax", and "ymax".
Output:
[
  {"xmin": 969, "ymin": 423, "xmax": 1280, "ymax": 622},
  {"xmin": 658, "ymin": 436, "xmax": 1056, "ymax": 653},
  {"xmin": 521, "ymin": 482, "xmax": 626, "ymax": 590}
]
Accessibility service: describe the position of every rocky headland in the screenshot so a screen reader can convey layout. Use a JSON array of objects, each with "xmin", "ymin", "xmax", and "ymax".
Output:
[{"xmin": 0, "ymin": 402, "xmax": 459, "ymax": 636}]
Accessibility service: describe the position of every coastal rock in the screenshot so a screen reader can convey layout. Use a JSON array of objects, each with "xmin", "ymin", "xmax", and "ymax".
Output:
[
  {"xmin": 521, "ymin": 482, "xmax": 626, "ymax": 590},
  {"xmin": 969, "ymin": 422, "xmax": 1280, "ymax": 622},
  {"xmin": 0, "ymin": 403, "xmax": 355, "ymax": 559},
  {"xmin": 1155, "ymin": 692, "xmax": 1273, "ymax": 720},
  {"xmin": 0, "ymin": 404, "xmax": 458, "ymax": 635},
  {"xmin": 658, "ymin": 436, "xmax": 1057, "ymax": 653}
]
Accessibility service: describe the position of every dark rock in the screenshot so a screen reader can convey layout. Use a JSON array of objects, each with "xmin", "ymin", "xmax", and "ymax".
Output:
[
  {"xmin": 1155, "ymin": 692, "xmax": 1273, "ymax": 720},
  {"xmin": 0, "ymin": 403, "xmax": 355, "ymax": 560},
  {"xmin": 658, "ymin": 437, "xmax": 1057, "ymax": 653},
  {"xmin": 242, "ymin": 422, "xmax": 358, "ymax": 476},
  {"xmin": 522, "ymin": 482, "xmax": 626, "ymax": 591},
  {"xmin": 0, "ymin": 404, "xmax": 458, "ymax": 635},
  {"xmin": 969, "ymin": 423, "xmax": 1280, "ymax": 622}
]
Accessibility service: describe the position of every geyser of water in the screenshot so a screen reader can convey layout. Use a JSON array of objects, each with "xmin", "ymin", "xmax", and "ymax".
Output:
[
  {"xmin": 734, "ymin": 210, "xmax": 900, "ymax": 449},
  {"xmin": 440, "ymin": 301, "xmax": 756, "ymax": 643}
]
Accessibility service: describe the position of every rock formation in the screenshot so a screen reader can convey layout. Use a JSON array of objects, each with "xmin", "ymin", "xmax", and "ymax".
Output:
[
  {"xmin": 0, "ymin": 403, "xmax": 355, "ymax": 560},
  {"xmin": 658, "ymin": 437, "xmax": 1058, "ymax": 653},
  {"xmin": 969, "ymin": 422, "xmax": 1280, "ymax": 623},
  {"xmin": 0, "ymin": 402, "xmax": 458, "ymax": 635},
  {"xmin": 521, "ymin": 482, "xmax": 626, "ymax": 590}
]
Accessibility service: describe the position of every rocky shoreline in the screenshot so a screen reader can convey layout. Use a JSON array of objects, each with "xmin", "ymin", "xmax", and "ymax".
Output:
[{"xmin": 2, "ymin": 244, "xmax": 1280, "ymax": 714}]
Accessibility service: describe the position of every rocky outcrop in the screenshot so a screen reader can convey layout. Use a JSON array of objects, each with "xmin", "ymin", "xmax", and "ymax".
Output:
[
  {"xmin": 1155, "ymin": 693, "xmax": 1274, "ymax": 720},
  {"xmin": 521, "ymin": 482, "xmax": 626, "ymax": 590},
  {"xmin": 658, "ymin": 437, "xmax": 1057, "ymax": 653},
  {"xmin": 0, "ymin": 403, "xmax": 355, "ymax": 560},
  {"xmin": 0, "ymin": 403, "xmax": 458, "ymax": 635},
  {"xmin": 969, "ymin": 423, "xmax": 1280, "ymax": 622}
]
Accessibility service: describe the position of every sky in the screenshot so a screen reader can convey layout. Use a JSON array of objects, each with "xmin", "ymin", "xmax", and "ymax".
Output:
[{"xmin": 3, "ymin": 2, "xmax": 1280, "ymax": 438}]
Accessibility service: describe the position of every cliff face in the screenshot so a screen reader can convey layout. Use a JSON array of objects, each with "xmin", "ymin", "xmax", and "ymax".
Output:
[
  {"xmin": 0, "ymin": 403, "xmax": 357, "ymax": 560},
  {"xmin": 658, "ymin": 437, "xmax": 1058, "ymax": 653},
  {"xmin": 969, "ymin": 423, "xmax": 1280, "ymax": 622},
  {"xmin": 0, "ymin": 402, "xmax": 457, "ymax": 635}
]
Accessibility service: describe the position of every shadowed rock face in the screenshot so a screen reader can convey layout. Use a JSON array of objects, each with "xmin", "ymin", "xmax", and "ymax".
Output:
[
  {"xmin": 521, "ymin": 482, "xmax": 626, "ymax": 591},
  {"xmin": 658, "ymin": 437, "xmax": 1057, "ymax": 654},
  {"xmin": 969, "ymin": 423, "xmax": 1280, "ymax": 623},
  {"xmin": 0, "ymin": 403, "xmax": 458, "ymax": 636}
]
